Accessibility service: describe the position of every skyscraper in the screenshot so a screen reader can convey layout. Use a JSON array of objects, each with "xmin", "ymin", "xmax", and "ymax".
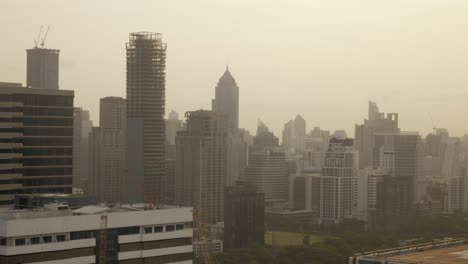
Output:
[
  {"xmin": 282, "ymin": 115, "xmax": 306, "ymax": 155},
  {"xmin": 126, "ymin": 32, "xmax": 167, "ymax": 202},
  {"xmin": 175, "ymin": 110, "xmax": 229, "ymax": 224},
  {"xmin": 212, "ymin": 67, "xmax": 239, "ymax": 135},
  {"xmin": 320, "ymin": 138, "xmax": 357, "ymax": 224},
  {"xmin": 373, "ymin": 132, "xmax": 421, "ymax": 227},
  {"xmin": 72, "ymin": 108, "xmax": 92, "ymax": 189},
  {"xmin": 26, "ymin": 47, "xmax": 60, "ymax": 90},
  {"xmin": 88, "ymin": 97, "xmax": 126, "ymax": 203},
  {"xmin": 355, "ymin": 101, "xmax": 399, "ymax": 169},
  {"xmin": 0, "ymin": 82, "xmax": 74, "ymax": 206}
]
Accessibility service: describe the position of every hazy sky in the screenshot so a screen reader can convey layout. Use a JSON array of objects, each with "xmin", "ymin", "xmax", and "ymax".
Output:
[{"xmin": 2, "ymin": 0, "xmax": 468, "ymax": 137}]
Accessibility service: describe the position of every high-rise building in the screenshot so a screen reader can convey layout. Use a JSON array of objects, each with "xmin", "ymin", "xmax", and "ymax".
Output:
[
  {"xmin": 243, "ymin": 151, "xmax": 288, "ymax": 209},
  {"xmin": 212, "ymin": 67, "xmax": 239, "ymax": 135},
  {"xmin": 224, "ymin": 183, "xmax": 264, "ymax": 249},
  {"xmin": 126, "ymin": 32, "xmax": 167, "ymax": 203},
  {"xmin": 373, "ymin": 132, "xmax": 421, "ymax": 227},
  {"xmin": 320, "ymin": 138, "xmax": 357, "ymax": 224},
  {"xmin": 355, "ymin": 101, "xmax": 399, "ymax": 169},
  {"xmin": 282, "ymin": 115, "xmax": 306, "ymax": 155},
  {"xmin": 72, "ymin": 108, "xmax": 92, "ymax": 189},
  {"xmin": 26, "ymin": 47, "xmax": 59, "ymax": 90},
  {"xmin": 88, "ymin": 97, "xmax": 126, "ymax": 203},
  {"xmin": 174, "ymin": 110, "xmax": 229, "ymax": 224},
  {"xmin": 0, "ymin": 82, "xmax": 74, "ymax": 206},
  {"xmin": 100, "ymin": 96, "xmax": 126, "ymax": 129},
  {"xmin": 0, "ymin": 203, "xmax": 194, "ymax": 264}
]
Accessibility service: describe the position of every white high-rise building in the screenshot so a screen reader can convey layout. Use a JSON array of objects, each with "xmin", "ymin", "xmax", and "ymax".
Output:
[{"xmin": 320, "ymin": 138, "xmax": 358, "ymax": 224}]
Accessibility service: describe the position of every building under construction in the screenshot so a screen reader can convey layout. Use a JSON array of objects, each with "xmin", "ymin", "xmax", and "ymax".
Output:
[
  {"xmin": 26, "ymin": 48, "xmax": 60, "ymax": 90},
  {"xmin": 126, "ymin": 32, "xmax": 167, "ymax": 203}
]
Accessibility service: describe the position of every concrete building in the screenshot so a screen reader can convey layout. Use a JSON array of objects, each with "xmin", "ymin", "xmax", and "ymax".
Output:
[
  {"xmin": 88, "ymin": 97, "xmax": 126, "ymax": 203},
  {"xmin": 243, "ymin": 151, "xmax": 288, "ymax": 210},
  {"xmin": 26, "ymin": 47, "xmax": 59, "ymax": 90},
  {"xmin": 212, "ymin": 67, "xmax": 239, "ymax": 135},
  {"xmin": 72, "ymin": 108, "xmax": 92, "ymax": 189},
  {"xmin": 0, "ymin": 82, "xmax": 74, "ymax": 206},
  {"xmin": 126, "ymin": 32, "xmax": 167, "ymax": 203},
  {"xmin": 224, "ymin": 183, "xmax": 264, "ymax": 249},
  {"xmin": 320, "ymin": 138, "xmax": 357, "ymax": 224},
  {"xmin": 355, "ymin": 101, "xmax": 399, "ymax": 169},
  {"xmin": 282, "ymin": 115, "xmax": 306, "ymax": 155},
  {"xmin": 174, "ymin": 110, "xmax": 229, "ymax": 225},
  {"xmin": 0, "ymin": 203, "xmax": 193, "ymax": 264}
]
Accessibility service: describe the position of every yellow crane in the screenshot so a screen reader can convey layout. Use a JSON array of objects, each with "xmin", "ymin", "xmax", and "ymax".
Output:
[{"xmin": 193, "ymin": 210, "xmax": 215, "ymax": 264}]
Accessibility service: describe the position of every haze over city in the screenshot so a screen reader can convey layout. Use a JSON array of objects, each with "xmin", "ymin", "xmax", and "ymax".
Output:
[{"xmin": 3, "ymin": 0, "xmax": 468, "ymax": 136}]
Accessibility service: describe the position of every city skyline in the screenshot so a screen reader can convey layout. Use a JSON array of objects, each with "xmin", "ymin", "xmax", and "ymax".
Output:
[{"xmin": 3, "ymin": 1, "xmax": 468, "ymax": 137}]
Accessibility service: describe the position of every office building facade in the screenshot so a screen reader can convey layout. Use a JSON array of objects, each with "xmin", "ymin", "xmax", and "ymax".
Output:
[{"xmin": 0, "ymin": 82, "xmax": 74, "ymax": 206}]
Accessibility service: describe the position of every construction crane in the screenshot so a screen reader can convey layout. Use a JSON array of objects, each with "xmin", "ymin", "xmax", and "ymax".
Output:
[
  {"xmin": 40, "ymin": 26, "xmax": 50, "ymax": 48},
  {"xmin": 193, "ymin": 210, "xmax": 215, "ymax": 264},
  {"xmin": 34, "ymin": 26, "xmax": 43, "ymax": 48},
  {"xmin": 124, "ymin": 169, "xmax": 158, "ymax": 209},
  {"xmin": 98, "ymin": 213, "xmax": 108, "ymax": 264}
]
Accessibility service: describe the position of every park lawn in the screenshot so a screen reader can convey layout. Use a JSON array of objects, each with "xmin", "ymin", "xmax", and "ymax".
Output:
[{"xmin": 264, "ymin": 231, "xmax": 323, "ymax": 246}]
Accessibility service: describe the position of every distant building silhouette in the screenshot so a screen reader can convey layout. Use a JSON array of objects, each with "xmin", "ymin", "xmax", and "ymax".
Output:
[
  {"xmin": 26, "ymin": 47, "xmax": 59, "ymax": 90},
  {"xmin": 126, "ymin": 32, "xmax": 167, "ymax": 203},
  {"xmin": 355, "ymin": 101, "xmax": 399, "ymax": 169},
  {"xmin": 88, "ymin": 97, "xmax": 126, "ymax": 203},
  {"xmin": 72, "ymin": 108, "xmax": 92, "ymax": 189},
  {"xmin": 282, "ymin": 115, "xmax": 306, "ymax": 155},
  {"xmin": 212, "ymin": 67, "xmax": 239, "ymax": 135}
]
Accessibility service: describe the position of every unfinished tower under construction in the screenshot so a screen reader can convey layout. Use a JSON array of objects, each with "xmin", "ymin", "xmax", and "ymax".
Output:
[{"xmin": 126, "ymin": 32, "xmax": 167, "ymax": 203}]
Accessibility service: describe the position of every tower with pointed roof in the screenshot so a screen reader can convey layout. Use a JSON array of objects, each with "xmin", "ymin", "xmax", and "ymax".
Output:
[{"xmin": 212, "ymin": 66, "xmax": 239, "ymax": 134}]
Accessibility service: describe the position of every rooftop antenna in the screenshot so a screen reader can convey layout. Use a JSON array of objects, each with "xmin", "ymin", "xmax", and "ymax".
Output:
[
  {"xmin": 40, "ymin": 26, "xmax": 50, "ymax": 48},
  {"xmin": 34, "ymin": 26, "xmax": 43, "ymax": 48}
]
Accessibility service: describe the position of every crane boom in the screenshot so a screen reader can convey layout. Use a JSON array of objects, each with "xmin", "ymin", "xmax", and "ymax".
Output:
[
  {"xmin": 34, "ymin": 26, "xmax": 43, "ymax": 48},
  {"xmin": 193, "ymin": 210, "xmax": 215, "ymax": 264},
  {"xmin": 40, "ymin": 26, "xmax": 50, "ymax": 48}
]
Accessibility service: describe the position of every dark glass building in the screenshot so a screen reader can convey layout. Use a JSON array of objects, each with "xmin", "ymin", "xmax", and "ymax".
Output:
[
  {"xmin": 224, "ymin": 183, "xmax": 264, "ymax": 249},
  {"xmin": 0, "ymin": 82, "xmax": 74, "ymax": 206}
]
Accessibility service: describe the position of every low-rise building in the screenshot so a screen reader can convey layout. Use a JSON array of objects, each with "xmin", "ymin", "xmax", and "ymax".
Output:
[{"xmin": 0, "ymin": 203, "xmax": 194, "ymax": 264}]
